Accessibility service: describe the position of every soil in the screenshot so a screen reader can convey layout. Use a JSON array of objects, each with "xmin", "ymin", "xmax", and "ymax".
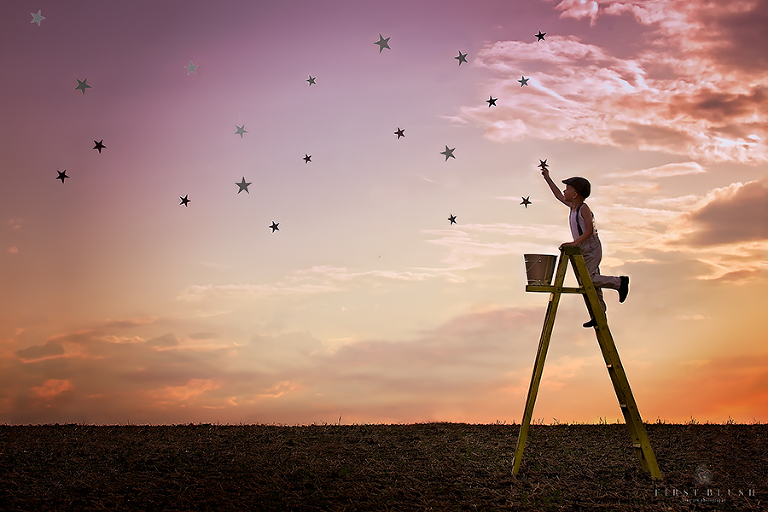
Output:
[{"xmin": 0, "ymin": 423, "xmax": 765, "ymax": 511}]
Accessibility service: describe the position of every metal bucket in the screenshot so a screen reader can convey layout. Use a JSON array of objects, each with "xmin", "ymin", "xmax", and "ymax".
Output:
[{"xmin": 524, "ymin": 254, "xmax": 557, "ymax": 285}]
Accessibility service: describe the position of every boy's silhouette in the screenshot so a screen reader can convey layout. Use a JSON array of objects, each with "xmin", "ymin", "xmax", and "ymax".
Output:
[{"xmin": 541, "ymin": 167, "xmax": 629, "ymax": 327}]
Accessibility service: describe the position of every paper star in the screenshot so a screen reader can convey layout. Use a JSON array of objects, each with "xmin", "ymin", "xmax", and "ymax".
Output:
[
  {"xmin": 185, "ymin": 61, "xmax": 199, "ymax": 75},
  {"xmin": 75, "ymin": 78, "xmax": 92, "ymax": 94},
  {"xmin": 538, "ymin": 159, "xmax": 548, "ymax": 169},
  {"xmin": 236, "ymin": 177, "xmax": 251, "ymax": 194},
  {"xmin": 235, "ymin": 125, "xmax": 248, "ymax": 138},
  {"xmin": 518, "ymin": 76, "xmax": 530, "ymax": 87},
  {"xmin": 395, "ymin": 127, "xmax": 405, "ymax": 139},
  {"xmin": 269, "ymin": 221, "xmax": 279, "ymax": 232},
  {"xmin": 56, "ymin": 170, "xmax": 68, "ymax": 183},
  {"xmin": 31, "ymin": 10, "xmax": 45, "ymax": 26},
  {"xmin": 304, "ymin": 154, "xmax": 312, "ymax": 163},
  {"xmin": 535, "ymin": 30, "xmax": 546, "ymax": 42},
  {"xmin": 521, "ymin": 196, "xmax": 532, "ymax": 208},
  {"xmin": 374, "ymin": 34, "xmax": 391, "ymax": 53},
  {"xmin": 455, "ymin": 51, "xmax": 467, "ymax": 65},
  {"xmin": 448, "ymin": 214, "xmax": 457, "ymax": 225},
  {"xmin": 307, "ymin": 75, "xmax": 316, "ymax": 86},
  {"xmin": 440, "ymin": 146, "xmax": 455, "ymax": 161},
  {"xmin": 93, "ymin": 139, "xmax": 106, "ymax": 153},
  {"xmin": 487, "ymin": 95, "xmax": 497, "ymax": 107},
  {"xmin": 179, "ymin": 195, "xmax": 190, "ymax": 207}
]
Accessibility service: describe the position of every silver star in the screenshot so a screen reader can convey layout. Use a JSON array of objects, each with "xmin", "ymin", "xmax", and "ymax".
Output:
[
  {"xmin": 440, "ymin": 146, "xmax": 455, "ymax": 161},
  {"xmin": 518, "ymin": 75, "xmax": 530, "ymax": 87},
  {"xmin": 31, "ymin": 10, "xmax": 45, "ymax": 26},
  {"xmin": 307, "ymin": 75, "xmax": 316, "ymax": 86},
  {"xmin": 374, "ymin": 34, "xmax": 391, "ymax": 53},
  {"xmin": 185, "ymin": 61, "xmax": 199, "ymax": 75},
  {"xmin": 235, "ymin": 124, "xmax": 248, "ymax": 138},
  {"xmin": 75, "ymin": 78, "xmax": 92, "ymax": 94},
  {"xmin": 455, "ymin": 51, "xmax": 467, "ymax": 65},
  {"xmin": 236, "ymin": 177, "xmax": 251, "ymax": 194}
]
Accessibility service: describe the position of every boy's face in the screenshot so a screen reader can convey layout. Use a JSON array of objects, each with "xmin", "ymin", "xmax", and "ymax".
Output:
[{"xmin": 563, "ymin": 184, "xmax": 580, "ymax": 202}]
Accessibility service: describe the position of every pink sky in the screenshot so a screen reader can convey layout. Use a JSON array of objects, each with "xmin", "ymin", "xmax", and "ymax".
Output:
[{"xmin": 1, "ymin": 0, "xmax": 767, "ymax": 425}]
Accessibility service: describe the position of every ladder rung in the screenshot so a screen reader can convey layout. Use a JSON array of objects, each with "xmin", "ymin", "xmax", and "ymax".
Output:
[
  {"xmin": 633, "ymin": 443, "xmax": 642, "ymax": 449},
  {"xmin": 620, "ymin": 403, "xmax": 628, "ymax": 408},
  {"xmin": 606, "ymin": 364, "xmax": 612, "ymax": 368}
]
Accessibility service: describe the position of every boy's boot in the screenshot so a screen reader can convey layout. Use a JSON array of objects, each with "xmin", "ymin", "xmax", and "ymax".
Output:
[
  {"xmin": 583, "ymin": 318, "xmax": 597, "ymax": 328},
  {"xmin": 619, "ymin": 276, "xmax": 629, "ymax": 303}
]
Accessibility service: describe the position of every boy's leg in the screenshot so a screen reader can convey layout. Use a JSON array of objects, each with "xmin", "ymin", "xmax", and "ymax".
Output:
[{"xmin": 579, "ymin": 237, "xmax": 621, "ymax": 312}]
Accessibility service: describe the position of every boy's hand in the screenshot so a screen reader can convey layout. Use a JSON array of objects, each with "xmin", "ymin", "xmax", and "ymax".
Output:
[{"xmin": 541, "ymin": 167, "xmax": 550, "ymax": 179}]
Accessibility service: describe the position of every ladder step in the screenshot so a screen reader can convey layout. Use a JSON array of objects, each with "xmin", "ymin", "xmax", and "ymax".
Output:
[
  {"xmin": 606, "ymin": 364, "xmax": 612, "ymax": 368},
  {"xmin": 620, "ymin": 403, "xmax": 628, "ymax": 408},
  {"xmin": 633, "ymin": 443, "xmax": 642, "ymax": 449}
]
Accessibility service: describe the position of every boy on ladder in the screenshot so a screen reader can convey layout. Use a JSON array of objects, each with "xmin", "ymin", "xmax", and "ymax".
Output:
[{"xmin": 541, "ymin": 166, "xmax": 629, "ymax": 327}]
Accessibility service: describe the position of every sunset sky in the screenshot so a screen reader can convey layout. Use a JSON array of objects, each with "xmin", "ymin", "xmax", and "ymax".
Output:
[{"xmin": 1, "ymin": 0, "xmax": 766, "ymax": 425}]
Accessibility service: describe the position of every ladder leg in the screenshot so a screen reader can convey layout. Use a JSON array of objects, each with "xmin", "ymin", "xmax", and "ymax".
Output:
[
  {"xmin": 512, "ymin": 252, "xmax": 569, "ymax": 476},
  {"xmin": 595, "ymin": 327, "xmax": 662, "ymax": 479},
  {"xmin": 569, "ymin": 251, "xmax": 662, "ymax": 480}
]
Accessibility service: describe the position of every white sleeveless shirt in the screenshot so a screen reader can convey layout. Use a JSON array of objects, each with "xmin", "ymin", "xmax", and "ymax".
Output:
[{"xmin": 569, "ymin": 203, "xmax": 596, "ymax": 240}]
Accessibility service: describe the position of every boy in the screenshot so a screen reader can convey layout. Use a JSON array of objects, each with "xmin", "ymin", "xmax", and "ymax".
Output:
[{"xmin": 541, "ymin": 167, "xmax": 629, "ymax": 327}]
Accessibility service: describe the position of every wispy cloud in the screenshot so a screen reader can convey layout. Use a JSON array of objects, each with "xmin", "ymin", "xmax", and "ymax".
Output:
[
  {"xmin": 421, "ymin": 223, "xmax": 569, "ymax": 270},
  {"xmin": 607, "ymin": 162, "xmax": 706, "ymax": 179},
  {"xmin": 177, "ymin": 265, "xmax": 466, "ymax": 302}
]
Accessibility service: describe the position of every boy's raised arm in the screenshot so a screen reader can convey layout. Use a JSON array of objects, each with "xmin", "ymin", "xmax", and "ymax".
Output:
[{"xmin": 541, "ymin": 167, "xmax": 567, "ymax": 205}]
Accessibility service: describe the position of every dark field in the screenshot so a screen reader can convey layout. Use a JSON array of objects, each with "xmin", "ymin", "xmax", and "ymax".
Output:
[{"xmin": 1, "ymin": 423, "xmax": 765, "ymax": 511}]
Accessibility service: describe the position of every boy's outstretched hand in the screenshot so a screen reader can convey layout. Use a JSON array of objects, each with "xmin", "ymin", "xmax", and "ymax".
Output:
[{"xmin": 541, "ymin": 166, "xmax": 550, "ymax": 179}]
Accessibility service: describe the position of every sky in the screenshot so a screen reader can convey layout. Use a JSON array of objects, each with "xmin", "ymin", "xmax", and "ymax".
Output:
[{"xmin": 1, "ymin": 0, "xmax": 766, "ymax": 425}]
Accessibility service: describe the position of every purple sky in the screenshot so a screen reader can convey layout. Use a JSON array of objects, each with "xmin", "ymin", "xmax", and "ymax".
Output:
[{"xmin": 1, "ymin": 0, "xmax": 767, "ymax": 425}]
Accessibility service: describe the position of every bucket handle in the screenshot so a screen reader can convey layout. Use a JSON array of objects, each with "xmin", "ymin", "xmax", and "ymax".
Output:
[{"xmin": 525, "ymin": 255, "xmax": 544, "ymax": 274}]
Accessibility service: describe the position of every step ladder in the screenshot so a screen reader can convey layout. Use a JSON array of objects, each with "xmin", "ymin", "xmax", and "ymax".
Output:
[{"xmin": 511, "ymin": 245, "xmax": 661, "ymax": 480}]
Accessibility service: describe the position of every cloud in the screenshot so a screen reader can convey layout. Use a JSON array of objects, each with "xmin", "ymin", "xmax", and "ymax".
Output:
[
  {"xmin": 16, "ymin": 340, "xmax": 65, "ymax": 361},
  {"xmin": 555, "ymin": 0, "xmax": 601, "ymax": 24},
  {"xmin": 0, "ymin": 306, "xmax": 551, "ymax": 424},
  {"xmin": 607, "ymin": 162, "xmax": 705, "ymax": 179},
  {"xmin": 177, "ymin": 265, "xmax": 464, "ymax": 302},
  {"xmin": 147, "ymin": 333, "xmax": 179, "ymax": 347},
  {"xmin": 695, "ymin": 0, "xmax": 768, "ymax": 71},
  {"xmin": 31, "ymin": 379, "xmax": 74, "ymax": 400},
  {"xmin": 421, "ymin": 223, "xmax": 569, "ymax": 271},
  {"xmin": 101, "ymin": 317, "xmax": 158, "ymax": 329},
  {"xmin": 463, "ymin": 2, "xmax": 768, "ymax": 162},
  {"xmin": 188, "ymin": 332, "xmax": 218, "ymax": 340},
  {"xmin": 683, "ymin": 180, "xmax": 768, "ymax": 246},
  {"xmin": 588, "ymin": 180, "xmax": 768, "ymax": 281},
  {"xmin": 4, "ymin": 298, "xmax": 766, "ymax": 424}
]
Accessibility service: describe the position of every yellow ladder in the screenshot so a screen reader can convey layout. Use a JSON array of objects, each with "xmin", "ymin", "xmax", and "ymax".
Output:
[{"xmin": 511, "ymin": 245, "xmax": 661, "ymax": 480}]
